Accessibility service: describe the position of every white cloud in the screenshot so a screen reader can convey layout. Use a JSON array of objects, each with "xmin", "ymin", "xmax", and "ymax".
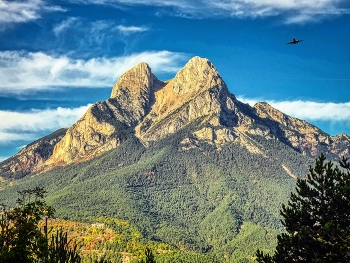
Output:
[
  {"xmin": 0, "ymin": 50, "xmax": 187, "ymax": 93},
  {"xmin": 0, "ymin": 105, "xmax": 90, "ymax": 144},
  {"xmin": 238, "ymin": 97, "xmax": 350, "ymax": 122},
  {"xmin": 117, "ymin": 25, "xmax": 149, "ymax": 35},
  {"xmin": 52, "ymin": 19, "xmax": 151, "ymax": 53},
  {"xmin": 82, "ymin": 0, "xmax": 350, "ymax": 23},
  {"xmin": 0, "ymin": 131, "xmax": 37, "ymax": 144},
  {"xmin": 0, "ymin": 0, "xmax": 64, "ymax": 24},
  {"xmin": 54, "ymin": 18, "xmax": 116, "ymax": 36},
  {"xmin": 268, "ymin": 100, "xmax": 350, "ymax": 121},
  {"xmin": 53, "ymin": 17, "xmax": 78, "ymax": 35}
]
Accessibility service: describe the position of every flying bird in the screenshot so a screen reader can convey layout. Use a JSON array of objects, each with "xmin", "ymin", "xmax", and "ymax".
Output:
[{"xmin": 287, "ymin": 38, "xmax": 304, "ymax": 44}]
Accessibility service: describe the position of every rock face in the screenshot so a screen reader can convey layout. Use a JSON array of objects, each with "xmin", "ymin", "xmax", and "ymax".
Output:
[
  {"xmin": 0, "ymin": 129, "xmax": 67, "ymax": 177},
  {"xmin": 1, "ymin": 56, "xmax": 349, "ymax": 175},
  {"xmin": 109, "ymin": 62, "xmax": 164, "ymax": 127},
  {"xmin": 45, "ymin": 62, "xmax": 159, "ymax": 166},
  {"xmin": 45, "ymin": 103, "xmax": 125, "ymax": 166},
  {"xmin": 135, "ymin": 56, "xmax": 246, "ymax": 142},
  {"xmin": 253, "ymin": 102, "xmax": 350, "ymax": 158}
]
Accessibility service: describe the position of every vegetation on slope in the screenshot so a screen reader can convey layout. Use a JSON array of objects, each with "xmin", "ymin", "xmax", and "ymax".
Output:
[
  {"xmin": 256, "ymin": 154, "xmax": 350, "ymax": 262},
  {"xmin": 0, "ymin": 122, "xmax": 315, "ymax": 262}
]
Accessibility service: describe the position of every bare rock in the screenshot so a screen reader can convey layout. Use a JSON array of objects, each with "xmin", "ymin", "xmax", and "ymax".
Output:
[{"xmin": 0, "ymin": 129, "xmax": 66, "ymax": 177}]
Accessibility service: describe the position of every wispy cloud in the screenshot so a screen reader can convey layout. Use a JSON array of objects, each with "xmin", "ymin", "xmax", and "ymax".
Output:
[
  {"xmin": 80, "ymin": 0, "xmax": 350, "ymax": 23},
  {"xmin": 0, "ymin": 50, "xmax": 187, "ymax": 93},
  {"xmin": 52, "ymin": 19, "xmax": 125, "ymax": 56},
  {"xmin": 52, "ymin": 19, "xmax": 151, "ymax": 55},
  {"xmin": 0, "ymin": 105, "xmax": 90, "ymax": 144},
  {"xmin": 238, "ymin": 97, "xmax": 350, "ymax": 122},
  {"xmin": 0, "ymin": 0, "xmax": 64, "ymax": 24},
  {"xmin": 53, "ymin": 17, "xmax": 78, "ymax": 35},
  {"xmin": 53, "ymin": 18, "xmax": 148, "ymax": 37},
  {"xmin": 117, "ymin": 25, "xmax": 149, "ymax": 35}
]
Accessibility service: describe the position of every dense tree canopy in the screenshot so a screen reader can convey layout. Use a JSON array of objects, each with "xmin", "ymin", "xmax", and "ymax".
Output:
[{"xmin": 256, "ymin": 153, "xmax": 350, "ymax": 263}]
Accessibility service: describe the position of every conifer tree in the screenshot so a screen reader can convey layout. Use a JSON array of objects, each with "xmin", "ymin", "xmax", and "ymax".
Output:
[{"xmin": 256, "ymin": 153, "xmax": 350, "ymax": 263}]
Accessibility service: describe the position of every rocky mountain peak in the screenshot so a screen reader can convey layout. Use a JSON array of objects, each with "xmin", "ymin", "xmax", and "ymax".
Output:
[
  {"xmin": 107, "ymin": 61, "xmax": 165, "ymax": 127},
  {"xmin": 110, "ymin": 62, "xmax": 152, "ymax": 99},
  {"xmin": 254, "ymin": 101, "xmax": 322, "ymax": 135},
  {"xmin": 173, "ymin": 56, "xmax": 227, "ymax": 96},
  {"xmin": 254, "ymin": 102, "xmax": 292, "ymax": 126},
  {"xmin": 134, "ymin": 56, "xmax": 242, "ymax": 142},
  {"xmin": 252, "ymin": 101, "xmax": 350, "ymax": 158}
]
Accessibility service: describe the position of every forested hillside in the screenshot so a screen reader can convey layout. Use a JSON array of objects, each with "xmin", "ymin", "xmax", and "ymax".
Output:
[{"xmin": 0, "ymin": 121, "xmax": 314, "ymax": 262}]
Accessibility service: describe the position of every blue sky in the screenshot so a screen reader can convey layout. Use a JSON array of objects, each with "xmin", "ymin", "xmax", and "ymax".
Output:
[{"xmin": 0, "ymin": 0, "xmax": 350, "ymax": 161}]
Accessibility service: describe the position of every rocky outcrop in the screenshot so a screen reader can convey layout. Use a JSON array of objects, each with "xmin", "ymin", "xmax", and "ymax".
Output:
[
  {"xmin": 253, "ymin": 102, "xmax": 349, "ymax": 158},
  {"xmin": 109, "ymin": 62, "xmax": 165, "ymax": 127},
  {"xmin": 0, "ymin": 128, "xmax": 67, "ymax": 177},
  {"xmin": 45, "ymin": 102, "xmax": 130, "ymax": 166},
  {"xmin": 330, "ymin": 133, "xmax": 350, "ymax": 158},
  {"xmin": 44, "ymin": 62, "xmax": 159, "ymax": 166}
]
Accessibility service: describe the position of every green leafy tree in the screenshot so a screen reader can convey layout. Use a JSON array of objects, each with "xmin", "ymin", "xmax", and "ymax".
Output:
[
  {"xmin": 0, "ymin": 187, "xmax": 81, "ymax": 263},
  {"xmin": 0, "ymin": 187, "xmax": 55, "ymax": 263},
  {"xmin": 256, "ymin": 153, "xmax": 350, "ymax": 263}
]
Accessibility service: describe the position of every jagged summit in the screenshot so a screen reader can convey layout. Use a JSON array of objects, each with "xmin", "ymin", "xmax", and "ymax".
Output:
[
  {"xmin": 108, "ymin": 61, "xmax": 163, "ymax": 127},
  {"xmin": 134, "ymin": 56, "xmax": 242, "ymax": 141},
  {"xmin": 0, "ymin": 56, "xmax": 349, "ymax": 176},
  {"xmin": 172, "ymin": 56, "xmax": 228, "ymax": 96},
  {"xmin": 110, "ymin": 62, "xmax": 153, "ymax": 99},
  {"xmin": 253, "ymin": 102, "xmax": 349, "ymax": 157}
]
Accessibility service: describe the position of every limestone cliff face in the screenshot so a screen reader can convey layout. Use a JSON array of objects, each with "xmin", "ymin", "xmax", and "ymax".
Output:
[
  {"xmin": 45, "ymin": 62, "xmax": 157, "ymax": 166},
  {"xmin": 108, "ymin": 62, "xmax": 164, "ymax": 127},
  {"xmin": 330, "ymin": 133, "xmax": 350, "ymax": 158},
  {"xmin": 135, "ymin": 56, "xmax": 250, "ymax": 142},
  {"xmin": 0, "ymin": 129, "xmax": 66, "ymax": 176},
  {"xmin": 45, "ymin": 102, "xmax": 130, "ymax": 166},
  {"xmin": 253, "ymin": 102, "xmax": 350, "ymax": 158}
]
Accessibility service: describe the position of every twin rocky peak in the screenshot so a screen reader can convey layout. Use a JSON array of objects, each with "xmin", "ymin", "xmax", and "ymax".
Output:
[{"xmin": 2, "ymin": 56, "xmax": 350, "ymax": 174}]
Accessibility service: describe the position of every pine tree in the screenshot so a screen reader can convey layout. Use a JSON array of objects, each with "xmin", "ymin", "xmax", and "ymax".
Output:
[{"xmin": 256, "ymin": 153, "xmax": 350, "ymax": 263}]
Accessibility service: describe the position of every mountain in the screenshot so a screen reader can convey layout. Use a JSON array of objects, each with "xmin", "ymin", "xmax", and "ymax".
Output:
[
  {"xmin": 0, "ymin": 56, "xmax": 349, "ymax": 262},
  {"xmin": 1, "ymin": 56, "xmax": 348, "ymax": 176}
]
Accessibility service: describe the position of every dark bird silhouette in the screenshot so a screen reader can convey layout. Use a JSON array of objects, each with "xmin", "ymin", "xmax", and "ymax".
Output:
[{"xmin": 287, "ymin": 38, "xmax": 304, "ymax": 44}]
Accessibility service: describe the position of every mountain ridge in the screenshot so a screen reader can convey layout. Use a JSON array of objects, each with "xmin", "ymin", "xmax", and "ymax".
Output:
[{"xmin": 0, "ymin": 56, "xmax": 349, "ymax": 177}]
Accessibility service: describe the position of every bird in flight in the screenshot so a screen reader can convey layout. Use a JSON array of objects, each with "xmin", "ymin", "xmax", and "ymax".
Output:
[{"xmin": 287, "ymin": 38, "xmax": 304, "ymax": 44}]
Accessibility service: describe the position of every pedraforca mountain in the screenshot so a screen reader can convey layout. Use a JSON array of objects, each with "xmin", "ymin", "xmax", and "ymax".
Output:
[{"xmin": 0, "ymin": 56, "xmax": 349, "ymax": 175}]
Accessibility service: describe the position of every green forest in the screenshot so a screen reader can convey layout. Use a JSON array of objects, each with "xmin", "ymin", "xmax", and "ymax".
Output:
[{"xmin": 0, "ymin": 122, "xmax": 316, "ymax": 262}]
